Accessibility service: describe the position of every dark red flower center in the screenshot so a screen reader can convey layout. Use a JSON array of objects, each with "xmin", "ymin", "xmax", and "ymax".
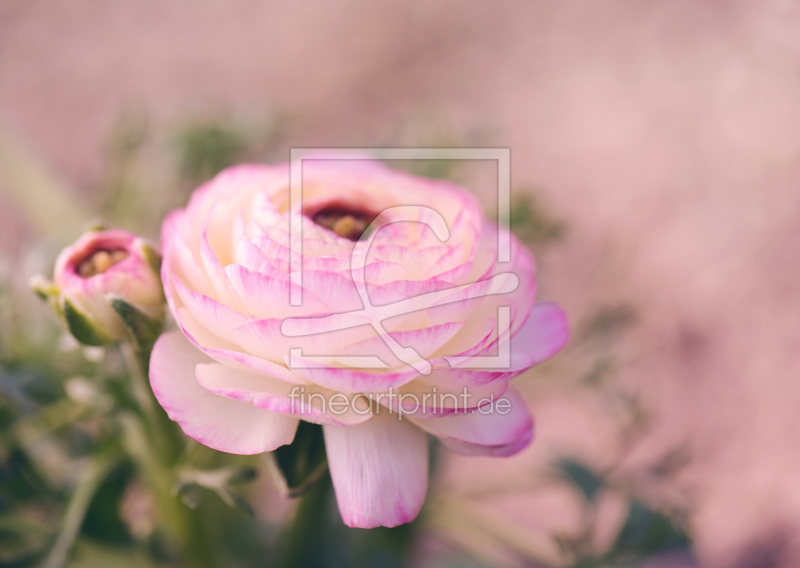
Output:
[{"xmin": 310, "ymin": 205, "xmax": 378, "ymax": 241}]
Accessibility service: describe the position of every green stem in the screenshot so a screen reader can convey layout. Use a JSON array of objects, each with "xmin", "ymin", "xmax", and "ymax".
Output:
[
  {"xmin": 120, "ymin": 341, "xmax": 182, "ymax": 464},
  {"xmin": 277, "ymin": 473, "xmax": 333, "ymax": 568},
  {"xmin": 119, "ymin": 412, "xmax": 217, "ymax": 568},
  {"xmin": 120, "ymin": 341, "xmax": 216, "ymax": 568},
  {"xmin": 39, "ymin": 452, "xmax": 121, "ymax": 568},
  {"xmin": 120, "ymin": 341, "xmax": 154, "ymax": 414}
]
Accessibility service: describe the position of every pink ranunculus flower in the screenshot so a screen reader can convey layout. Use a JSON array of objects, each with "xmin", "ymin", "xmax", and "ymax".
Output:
[
  {"xmin": 152, "ymin": 157, "xmax": 568, "ymax": 528},
  {"xmin": 43, "ymin": 229, "xmax": 165, "ymax": 345}
]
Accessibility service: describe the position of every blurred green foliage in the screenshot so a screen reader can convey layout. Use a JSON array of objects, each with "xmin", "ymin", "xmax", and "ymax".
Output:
[
  {"xmin": 178, "ymin": 121, "xmax": 245, "ymax": 185},
  {"xmin": 554, "ymin": 459, "xmax": 691, "ymax": 568},
  {"xmin": 508, "ymin": 192, "xmax": 565, "ymax": 245},
  {"xmin": 272, "ymin": 422, "xmax": 327, "ymax": 498},
  {"xmin": 580, "ymin": 305, "xmax": 638, "ymax": 345}
]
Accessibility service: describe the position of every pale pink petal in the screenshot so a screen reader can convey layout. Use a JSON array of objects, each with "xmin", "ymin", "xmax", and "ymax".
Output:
[
  {"xmin": 232, "ymin": 210, "xmax": 248, "ymax": 252},
  {"xmin": 195, "ymin": 363, "xmax": 371, "ymax": 426},
  {"xmin": 419, "ymin": 302, "xmax": 568, "ymax": 389},
  {"xmin": 287, "ymin": 352, "xmax": 420, "ymax": 393},
  {"xmin": 410, "ymin": 387, "xmax": 533, "ymax": 457},
  {"xmin": 418, "ymin": 366, "xmax": 521, "ymax": 389},
  {"xmin": 233, "ymin": 239, "xmax": 286, "ymax": 279},
  {"xmin": 427, "ymin": 260, "xmax": 472, "ymax": 286},
  {"xmin": 224, "ymin": 264, "xmax": 327, "ymax": 318},
  {"xmin": 459, "ymin": 302, "xmax": 567, "ymax": 370},
  {"xmin": 303, "ymin": 253, "xmax": 353, "ymax": 273},
  {"xmin": 198, "ymin": 344, "xmax": 309, "ymax": 385},
  {"xmin": 430, "ymin": 318, "xmax": 496, "ymax": 360},
  {"xmin": 232, "ymin": 317, "xmax": 375, "ymax": 364},
  {"xmin": 508, "ymin": 302, "xmax": 569, "ymax": 369},
  {"xmin": 335, "ymin": 322, "xmax": 465, "ymax": 365},
  {"xmin": 149, "ymin": 332, "xmax": 298, "ymax": 454},
  {"xmin": 161, "ymin": 210, "xmax": 213, "ymax": 298},
  {"xmin": 174, "ymin": 307, "xmax": 306, "ymax": 385},
  {"xmin": 172, "ymin": 275, "xmax": 250, "ymax": 337},
  {"xmin": 369, "ymin": 380, "xmax": 508, "ymax": 418},
  {"xmin": 200, "ymin": 230, "xmax": 245, "ymax": 311},
  {"xmin": 426, "ymin": 244, "xmax": 470, "ymax": 280},
  {"xmin": 366, "ymin": 277, "xmax": 454, "ymax": 307},
  {"xmin": 469, "ymin": 227, "xmax": 538, "ymax": 338},
  {"xmin": 250, "ymin": 234, "xmax": 297, "ymax": 274},
  {"xmin": 351, "ymin": 260, "xmax": 410, "ymax": 286},
  {"xmin": 299, "ymin": 270, "xmax": 365, "ymax": 313},
  {"xmin": 424, "ymin": 270, "xmax": 530, "ymax": 334},
  {"xmin": 366, "ymin": 244, "xmax": 450, "ymax": 278},
  {"xmin": 324, "ymin": 412, "xmax": 428, "ymax": 528}
]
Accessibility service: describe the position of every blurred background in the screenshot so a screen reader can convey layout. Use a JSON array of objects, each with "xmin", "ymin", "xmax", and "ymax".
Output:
[{"xmin": 2, "ymin": 1, "xmax": 800, "ymax": 567}]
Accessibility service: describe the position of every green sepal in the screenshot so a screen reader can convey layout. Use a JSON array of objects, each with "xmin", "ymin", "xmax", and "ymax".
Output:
[
  {"xmin": 63, "ymin": 298, "xmax": 112, "ymax": 346},
  {"xmin": 270, "ymin": 421, "xmax": 328, "ymax": 498},
  {"xmin": 29, "ymin": 275, "xmax": 64, "ymax": 319},
  {"xmin": 138, "ymin": 241, "xmax": 163, "ymax": 276},
  {"xmin": 29, "ymin": 275, "xmax": 59, "ymax": 301},
  {"xmin": 81, "ymin": 218, "xmax": 108, "ymax": 233},
  {"xmin": 108, "ymin": 295, "xmax": 163, "ymax": 347}
]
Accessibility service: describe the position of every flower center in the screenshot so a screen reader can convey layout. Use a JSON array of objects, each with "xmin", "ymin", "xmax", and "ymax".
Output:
[
  {"xmin": 310, "ymin": 205, "xmax": 377, "ymax": 241},
  {"xmin": 77, "ymin": 249, "xmax": 129, "ymax": 278}
]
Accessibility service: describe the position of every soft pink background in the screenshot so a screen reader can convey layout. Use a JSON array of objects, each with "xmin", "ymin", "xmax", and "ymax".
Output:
[{"xmin": 2, "ymin": 1, "xmax": 800, "ymax": 565}]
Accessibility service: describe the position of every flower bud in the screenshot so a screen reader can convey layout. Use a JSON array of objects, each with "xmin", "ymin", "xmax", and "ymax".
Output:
[{"xmin": 31, "ymin": 229, "xmax": 166, "ymax": 346}]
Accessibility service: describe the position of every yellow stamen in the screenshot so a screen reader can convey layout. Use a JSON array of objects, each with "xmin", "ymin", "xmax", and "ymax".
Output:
[{"xmin": 78, "ymin": 249, "xmax": 129, "ymax": 278}]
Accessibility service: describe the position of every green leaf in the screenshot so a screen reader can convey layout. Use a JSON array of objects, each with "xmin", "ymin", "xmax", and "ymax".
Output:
[
  {"xmin": 63, "ymin": 299, "xmax": 112, "ymax": 346},
  {"xmin": 271, "ymin": 421, "xmax": 327, "ymax": 498},
  {"xmin": 108, "ymin": 296, "xmax": 162, "ymax": 347}
]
